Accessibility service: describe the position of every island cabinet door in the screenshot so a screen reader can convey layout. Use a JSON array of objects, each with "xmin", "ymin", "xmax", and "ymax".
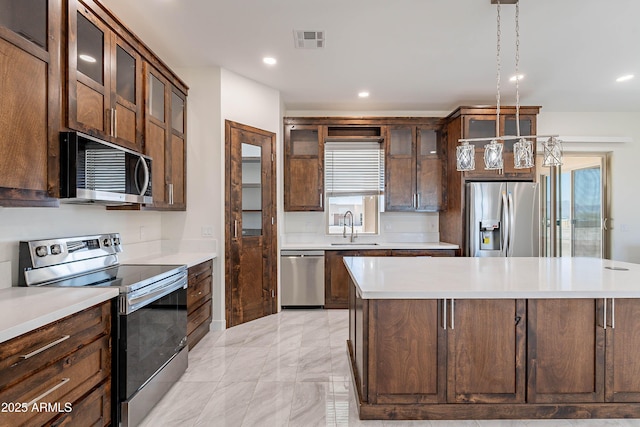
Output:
[
  {"xmin": 527, "ymin": 299, "xmax": 605, "ymax": 403},
  {"xmin": 446, "ymin": 299, "xmax": 526, "ymax": 403},
  {"xmin": 605, "ymin": 298, "xmax": 640, "ymax": 402},
  {"xmin": 367, "ymin": 299, "xmax": 446, "ymax": 404}
]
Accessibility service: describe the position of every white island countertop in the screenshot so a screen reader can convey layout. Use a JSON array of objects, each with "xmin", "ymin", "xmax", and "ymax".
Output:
[
  {"xmin": 0, "ymin": 287, "xmax": 118, "ymax": 344},
  {"xmin": 344, "ymin": 256, "xmax": 640, "ymax": 299}
]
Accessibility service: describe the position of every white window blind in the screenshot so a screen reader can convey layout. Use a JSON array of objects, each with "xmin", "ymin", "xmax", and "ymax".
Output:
[{"xmin": 324, "ymin": 141, "xmax": 384, "ymax": 196}]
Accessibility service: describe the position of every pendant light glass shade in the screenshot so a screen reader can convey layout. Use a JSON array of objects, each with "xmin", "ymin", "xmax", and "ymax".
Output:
[
  {"xmin": 484, "ymin": 139, "xmax": 503, "ymax": 170},
  {"xmin": 513, "ymin": 137, "xmax": 534, "ymax": 169},
  {"xmin": 456, "ymin": 142, "xmax": 475, "ymax": 171},
  {"xmin": 542, "ymin": 136, "xmax": 563, "ymax": 167}
]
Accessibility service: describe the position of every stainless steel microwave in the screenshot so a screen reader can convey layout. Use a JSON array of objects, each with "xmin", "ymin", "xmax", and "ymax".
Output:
[{"xmin": 60, "ymin": 131, "xmax": 153, "ymax": 204}]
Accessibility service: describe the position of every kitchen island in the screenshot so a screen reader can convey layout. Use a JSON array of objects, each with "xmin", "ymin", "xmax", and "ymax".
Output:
[{"xmin": 344, "ymin": 256, "xmax": 640, "ymax": 420}]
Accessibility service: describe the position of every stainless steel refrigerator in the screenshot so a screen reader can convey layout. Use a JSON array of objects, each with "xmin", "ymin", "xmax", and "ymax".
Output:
[{"xmin": 466, "ymin": 182, "xmax": 540, "ymax": 257}]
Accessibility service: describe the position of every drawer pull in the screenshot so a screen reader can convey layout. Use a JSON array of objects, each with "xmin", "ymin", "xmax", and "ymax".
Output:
[
  {"xmin": 27, "ymin": 378, "xmax": 70, "ymax": 406},
  {"xmin": 20, "ymin": 335, "xmax": 71, "ymax": 360}
]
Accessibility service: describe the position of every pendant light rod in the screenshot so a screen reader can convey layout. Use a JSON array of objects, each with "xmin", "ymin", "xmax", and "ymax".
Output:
[{"xmin": 495, "ymin": 0, "xmax": 501, "ymax": 139}]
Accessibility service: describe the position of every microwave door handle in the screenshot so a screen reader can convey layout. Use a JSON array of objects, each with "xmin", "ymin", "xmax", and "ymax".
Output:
[{"xmin": 135, "ymin": 156, "xmax": 150, "ymax": 196}]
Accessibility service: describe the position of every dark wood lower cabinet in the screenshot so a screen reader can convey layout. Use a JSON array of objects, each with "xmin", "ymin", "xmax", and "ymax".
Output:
[
  {"xmin": 187, "ymin": 260, "xmax": 213, "ymax": 350},
  {"xmin": 528, "ymin": 298, "xmax": 605, "ymax": 403},
  {"xmin": 447, "ymin": 299, "xmax": 525, "ymax": 404},
  {"xmin": 348, "ymin": 290, "xmax": 640, "ymax": 420},
  {"xmin": 326, "ymin": 249, "xmax": 454, "ymax": 309},
  {"xmin": 0, "ymin": 301, "xmax": 112, "ymax": 427}
]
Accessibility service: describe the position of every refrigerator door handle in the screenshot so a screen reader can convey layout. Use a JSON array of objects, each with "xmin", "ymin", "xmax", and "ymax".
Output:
[
  {"xmin": 501, "ymin": 192, "xmax": 509, "ymax": 257},
  {"xmin": 508, "ymin": 192, "xmax": 515, "ymax": 257}
]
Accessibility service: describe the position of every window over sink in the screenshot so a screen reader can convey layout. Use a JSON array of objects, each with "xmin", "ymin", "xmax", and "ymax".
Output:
[{"xmin": 324, "ymin": 141, "xmax": 384, "ymax": 235}]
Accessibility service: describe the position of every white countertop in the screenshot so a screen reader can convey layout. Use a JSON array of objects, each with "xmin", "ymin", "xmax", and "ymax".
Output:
[
  {"xmin": 125, "ymin": 252, "xmax": 216, "ymax": 268},
  {"xmin": 280, "ymin": 242, "xmax": 458, "ymax": 251},
  {"xmin": 344, "ymin": 256, "xmax": 640, "ymax": 299},
  {"xmin": 0, "ymin": 287, "xmax": 119, "ymax": 344}
]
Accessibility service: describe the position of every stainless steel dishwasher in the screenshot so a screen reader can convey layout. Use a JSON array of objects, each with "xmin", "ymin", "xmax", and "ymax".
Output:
[{"xmin": 281, "ymin": 250, "xmax": 324, "ymax": 307}]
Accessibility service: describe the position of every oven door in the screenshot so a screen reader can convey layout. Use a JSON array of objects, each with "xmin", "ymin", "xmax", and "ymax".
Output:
[{"xmin": 118, "ymin": 282, "xmax": 187, "ymax": 400}]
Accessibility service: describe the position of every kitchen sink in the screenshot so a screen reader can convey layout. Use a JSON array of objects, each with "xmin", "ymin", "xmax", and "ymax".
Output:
[{"xmin": 330, "ymin": 242, "xmax": 379, "ymax": 246}]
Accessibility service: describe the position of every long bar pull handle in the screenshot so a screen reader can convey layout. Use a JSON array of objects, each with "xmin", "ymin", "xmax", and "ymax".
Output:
[
  {"xmin": 611, "ymin": 298, "xmax": 615, "ymax": 329},
  {"xmin": 169, "ymin": 183, "xmax": 174, "ymax": 205},
  {"xmin": 603, "ymin": 298, "xmax": 607, "ymax": 330},
  {"xmin": 20, "ymin": 335, "xmax": 70, "ymax": 360},
  {"xmin": 501, "ymin": 192, "xmax": 509, "ymax": 257},
  {"xmin": 113, "ymin": 108, "xmax": 118, "ymax": 138},
  {"xmin": 234, "ymin": 220, "xmax": 238, "ymax": 239},
  {"xmin": 320, "ymin": 192, "xmax": 323, "ymax": 208},
  {"xmin": 416, "ymin": 193, "xmax": 421, "ymax": 210},
  {"xmin": 26, "ymin": 378, "xmax": 70, "ymax": 406},
  {"xmin": 451, "ymin": 298, "xmax": 455, "ymax": 330},
  {"xmin": 507, "ymin": 193, "xmax": 515, "ymax": 257},
  {"xmin": 443, "ymin": 299, "xmax": 447, "ymax": 330}
]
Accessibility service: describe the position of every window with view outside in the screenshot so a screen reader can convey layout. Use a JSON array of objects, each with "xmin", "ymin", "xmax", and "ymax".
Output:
[{"xmin": 324, "ymin": 141, "xmax": 384, "ymax": 235}]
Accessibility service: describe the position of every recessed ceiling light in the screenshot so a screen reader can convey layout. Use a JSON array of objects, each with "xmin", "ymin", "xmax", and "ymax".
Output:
[
  {"xmin": 616, "ymin": 74, "xmax": 634, "ymax": 82},
  {"xmin": 358, "ymin": 91, "xmax": 370, "ymax": 98},
  {"xmin": 79, "ymin": 54, "xmax": 96, "ymax": 63},
  {"xmin": 263, "ymin": 57, "xmax": 277, "ymax": 65},
  {"xmin": 509, "ymin": 74, "xmax": 524, "ymax": 82}
]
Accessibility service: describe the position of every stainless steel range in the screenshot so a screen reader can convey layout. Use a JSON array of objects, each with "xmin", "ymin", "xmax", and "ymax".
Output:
[{"xmin": 19, "ymin": 233, "xmax": 188, "ymax": 427}]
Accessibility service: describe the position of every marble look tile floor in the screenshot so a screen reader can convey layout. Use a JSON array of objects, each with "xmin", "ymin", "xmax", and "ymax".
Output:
[{"xmin": 140, "ymin": 309, "xmax": 640, "ymax": 427}]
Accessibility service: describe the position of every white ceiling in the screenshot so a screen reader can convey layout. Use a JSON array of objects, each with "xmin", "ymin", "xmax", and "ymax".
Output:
[{"xmin": 101, "ymin": 0, "xmax": 640, "ymax": 113}]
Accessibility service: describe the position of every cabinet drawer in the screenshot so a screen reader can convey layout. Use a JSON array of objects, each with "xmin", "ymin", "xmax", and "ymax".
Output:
[
  {"xmin": 49, "ymin": 380, "xmax": 111, "ymax": 427},
  {"xmin": 187, "ymin": 273, "xmax": 212, "ymax": 311},
  {"xmin": 188, "ymin": 260, "xmax": 213, "ymax": 282},
  {"xmin": 0, "ymin": 302, "xmax": 111, "ymax": 391},
  {"xmin": 0, "ymin": 334, "xmax": 111, "ymax": 427},
  {"xmin": 187, "ymin": 299, "xmax": 212, "ymax": 336}
]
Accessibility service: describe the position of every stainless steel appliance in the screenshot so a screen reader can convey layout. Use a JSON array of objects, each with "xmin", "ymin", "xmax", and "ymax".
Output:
[
  {"xmin": 281, "ymin": 250, "xmax": 324, "ymax": 307},
  {"xmin": 60, "ymin": 131, "xmax": 153, "ymax": 204},
  {"xmin": 18, "ymin": 233, "xmax": 187, "ymax": 427},
  {"xmin": 466, "ymin": 182, "xmax": 539, "ymax": 257}
]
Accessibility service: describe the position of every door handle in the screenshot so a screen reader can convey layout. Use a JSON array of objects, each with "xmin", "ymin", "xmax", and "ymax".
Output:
[
  {"xmin": 611, "ymin": 298, "xmax": 615, "ymax": 329},
  {"xmin": 501, "ymin": 192, "xmax": 509, "ymax": 256},
  {"xmin": 507, "ymin": 193, "xmax": 514, "ymax": 256},
  {"xmin": 234, "ymin": 220, "xmax": 238, "ymax": 239},
  {"xmin": 603, "ymin": 298, "xmax": 607, "ymax": 330},
  {"xmin": 450, "ymin": 298, "xmax": 455, "ymax": 330},
  {"xmin": 169, "ymin": 183, "xmax": 174, "ymax": 205},
  {"xmin": 442, "ymin": 299, "xmax": 447, "ymax": 330}
]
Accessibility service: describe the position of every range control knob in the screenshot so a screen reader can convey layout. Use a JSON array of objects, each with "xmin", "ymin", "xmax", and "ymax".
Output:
[
  {"xmin": 35, "ymin": 246, "xmax": 48, "ymax": 257},
  {"xmin": 103, "ymin": 238, "xmax": 112, "ymax": 247},
  {"xmin": 113, "ymin": 237, "xmax": 121, "ymax": 245},
  {"xmin": 50, "ymin": 244, "xmax": 62, "ymax": 255}
]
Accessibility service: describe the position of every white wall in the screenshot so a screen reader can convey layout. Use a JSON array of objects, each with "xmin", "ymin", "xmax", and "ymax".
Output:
[
  {"xmin": 538, "ymin": 112, "xmax": 640, "ymax": 263},
  {"xmin": 0, "ymin": 204, "xmax": 162, "ymax": 289}
]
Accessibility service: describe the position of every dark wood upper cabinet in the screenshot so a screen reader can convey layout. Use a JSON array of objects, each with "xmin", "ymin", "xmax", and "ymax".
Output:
[
  {"xmin": 142, "ymin": 63, "xmax": 187, "ymax": 210},
  {"xmin": 284, "ymin": 124, "xmax": 324, "ymax": 211},
  {"xmin": 385, "ymin": 125, "xmax": 444, "ymax": 212},
  {"xmin": 68, "ymin": 0, "xmax": 143, "ymax": 152},
  {"xmin": 449, "ymin": 107, "xmax": 539, "ymax": 181},
  {"xmin": 0, "ymin": 0, "xmax": 60, "ymax": 206}
]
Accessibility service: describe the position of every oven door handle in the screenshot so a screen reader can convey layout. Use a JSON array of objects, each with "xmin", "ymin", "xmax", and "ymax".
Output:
[{"xmin": 124, "ymin": 274, "xmax": 187, "ymax": 315}]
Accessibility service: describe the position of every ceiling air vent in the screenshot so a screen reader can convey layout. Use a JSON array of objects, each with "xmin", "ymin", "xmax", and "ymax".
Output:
[{"xmin": 294, "ymin": 30, "xmax": 324, "ymax": 49}]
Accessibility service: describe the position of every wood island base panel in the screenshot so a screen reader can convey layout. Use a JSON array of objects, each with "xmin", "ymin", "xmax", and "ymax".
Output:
[{"xmin": 345, "ymin": 257, "xmax": 640, "ymax": 420}]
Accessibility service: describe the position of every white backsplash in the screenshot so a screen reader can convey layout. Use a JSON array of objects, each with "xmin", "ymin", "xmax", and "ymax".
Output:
[{"xmin": 281, "ymin": 211, "xmax": 440, "ymax": 245}]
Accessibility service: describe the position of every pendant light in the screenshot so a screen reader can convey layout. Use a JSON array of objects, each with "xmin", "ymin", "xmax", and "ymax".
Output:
[{"xmin": 456, "ymin": 0, "xmax": 562, "ymax": 172}]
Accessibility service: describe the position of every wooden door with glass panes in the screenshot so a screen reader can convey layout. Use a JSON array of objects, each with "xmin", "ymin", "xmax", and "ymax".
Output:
[{"xmin": 226, "ymin": 121, "xmax": 277, "ymax": 326}]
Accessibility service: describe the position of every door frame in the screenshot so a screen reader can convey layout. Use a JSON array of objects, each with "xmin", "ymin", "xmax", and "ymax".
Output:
[
  {"xmin": 224, "ymin": 120, "xmax": 277, "ymax": 327},
  {"xmin": 538, "ymin": 151, "xmax": 611, "ymax": 259}
]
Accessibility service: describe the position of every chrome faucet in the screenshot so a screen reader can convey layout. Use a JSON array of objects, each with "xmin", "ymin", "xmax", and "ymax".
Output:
[{"xmin": 342, "ymin": 210, "xmax": 357, "ymax": 242}]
